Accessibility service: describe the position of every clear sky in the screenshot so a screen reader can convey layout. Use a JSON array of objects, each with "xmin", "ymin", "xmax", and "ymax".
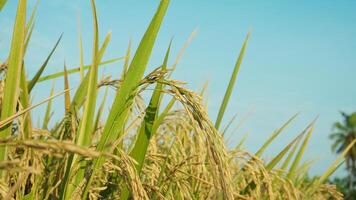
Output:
[{"xmin": 0, "ymin": 0, "xmax": 355, "ymax": 177}]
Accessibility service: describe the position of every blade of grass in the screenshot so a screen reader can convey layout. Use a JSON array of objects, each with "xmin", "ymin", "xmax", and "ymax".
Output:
[
  {"xmin": 98, "ymin": 31, "xmax": 111, "ymax": 60},
  {"xmin": 199, "ymin": 80, "xmax": 209, "ymax": 98},
  {"xmin": 122, "ymin": 100, "xmax": 176, "ymax": 200},
  {"xmin": 37, "ymin": 57, "xmax": 121, "ymax": 83},
  {"xmin": 225, "ymin": 110, "xmax": 254, "ymax": 145},
  {"xmin": 235, "ymin": 132, "xmax": 249, "ymax": 150},
  {"xmin": 221, "ymin": 113, "xmax": 237, "ymax": 138},
  {"xmin": 24, "ymin": 22, "xmax": 35, "ymax": 54},
  {"xmin": 95, "ymin": 0, "xmax": 169, "ymax": 160},
  {"xmin": 67, "ymin": 32, "xmax": 111, "ymax": 111},
  {"xmin": 215, "ymin": 32, "xmax": 250, "ymax": 130},
  {"xmin": 121, "ymin": 39, "xmax": 132, "ymax": 80},
  {"xmin": 0, "ymin": 0, "xmax": 27, "ymax": 169},
  {"xmin": 93, "ymin": 86, "xmax": 109, "ymax": 134},
  {"xmin": 171, "ymin": 28, "xmax": 198, "ymax": 71},
  {"xmin": 0, "ymin": 0, "xmax": 7, "ymax": 11},
  {"xmin": 0, "ymin": 89, "xmax": 69, "ymax": 129},
  {"xmin": 28, "ymin": 34, "xmax": 62, "ymax": 92},
  {"xmin": 287, "ymin": 120, "xmax": 316, "ymax": 180},
  {"xmin": 63, "ymin": 0, "xmax": 100, "ymax": 198},
  {"xmin": 42, "ymin": 82, "xmax": 55, "ymax": 129},
  {"xmin": 241, "ymin": 121, "xmax": 312, "ymax": 195},
  {"xmin": 63, "ymin": 63, "xmax": 71, "ymax": 115},
  {"xmin": 316, "ymin": 139, "xmax": 356, "ymax": 185},
  {"xmin": 20, "ymin": 9, "xmax": 40, "ymax": 190},
  {"xmin": 19, "ymin": 66, "xmax": 32, "ymax": 139},
  {"xmin": 77, "ymin": 15, "xmax": 84, "ymax": 81},
  {"xmin": 294, "ymin": 160, "xmax": 315, "ymax": 184},
  {"xmin": 265, "ymin": 132, "xmax": 305, "ymax": 170},
  {"xmin": 129, "ymin": 41, "xmax": 171, "ymax": 172},
  {"xmin": 25, "ymin": 0, "xmax": 39, "ymax": 34},
  {"xmin": 279, "ymin": 135, "xmax": 302, "ymax": 174},
  {"xmin": 23, "ymin": 0, "xmax": 39, "ymax": 54},
  {"xmin": 68, "ymin": 31, "xmax": 111, "ymax": 112},
  {"xmin": 152, "ymin": 97, "xmax": 176, "ymax": 133},
  {"xmin": 82, "ymin": 1, "xmax": 170, "ymax": 198},
  {"xmin": 121, "ymin": 44, "xmax": 171, "ymax": 199},
  {"xmin": 255, "ymin": 113, "xmax": 298, "ymax": 157}
]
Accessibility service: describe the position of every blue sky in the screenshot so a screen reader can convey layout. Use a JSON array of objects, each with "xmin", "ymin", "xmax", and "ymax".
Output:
[{"xmin": 1, "ymin": 0, "xmax": 355, "ymax": 177}]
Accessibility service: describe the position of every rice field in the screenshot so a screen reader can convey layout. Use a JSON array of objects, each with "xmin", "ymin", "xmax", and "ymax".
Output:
[{"xmin": 0, "ymin": 0, "xmax": 354, "ymax": 199}]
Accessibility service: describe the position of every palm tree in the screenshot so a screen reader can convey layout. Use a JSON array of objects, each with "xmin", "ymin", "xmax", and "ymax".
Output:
[{"xmin": 330, "ymin": 112, "xmax": 356, "ymax": 192}]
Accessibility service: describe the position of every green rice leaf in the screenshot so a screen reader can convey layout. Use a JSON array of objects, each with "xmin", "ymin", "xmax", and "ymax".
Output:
[
  {"xmin": 63, "ymin": 64, "xmax": 71, "ymax": 115},
  {"xmin": 121, "ymin": 41, "xmax": 171, "ymax": 200},
  {"xmin": 42, "ymin": 82, "xmax": 55, "ymax": 129},
  {"xmin": 37, "ymin": 57, "xmax": 121, "ymax": 83},
  {"xmin": 96, "ymin": 0, "xmax": 169, "ymax": 159},
  {"xmin": 19, "ymin": 66, "xmax": 32, "ymax": 139},
  {"xmin": 69, "ymin": 32, "xmax": 112, "ymax": 112},
  {"xmin": 152, "ymin": 97, "xmax": 176, "ymax": 133},
  {"xmin": 0, "ymin": 89, "xmax": 69, "ymax": 129},
  {"xmin": 294, "ymin": 160, "xmax": 315, "ymax": 184},
  {"xmin": 0, "ymin": 0, "xmax": 7, "ymax": 11},
  {"xmin": 0, "ymin": 0, "xmax": 27, "ymax": 166},
  {"xmin": 98, "ymin": 31, "xmax": 111, "ymax": 60},
  {"xmin": 215, "ymin": 32, "xmax": 250, "ymax": 130},
  {"xmin": 64, "ymin": 0, "xmax": 100, "ymax": 197},
  {"xmin": 235, "ymin": 132, "xmax": 249, "ymax": 150},
  {"xmin": 25, "ymin": 0, "xmax": 39, "ymax": 33},
  {"xmin": 82, "ymin": 1, "xmax": 170, "ymax": 198},
  {"xmin": 171, "ymin": 28, "xmax": 198, "ymax": 71},
  {"xmin": 93, "ymin": 86, "xmax": 109, "ymax": 133},
  {"xmin": 255, "ymin": 113, "xmax": 298, "ymax": 157},
  {"xmin": 24, "ymin": 0, "xmax": 39, "ymax": 54},
  {"xmin": 287, "ymin": 120, "xmax": 316, "ymax": 180},
  {"xmin": 316, "ymin": 139, "xmax": 356, "ymax": 185},
  {"xmin": 222, "ymin": 113, "xmax": 238, "ymax": 138},
  {"xmin": 77, "ymin": 15, "xmax": 85, "ymax": 81},
  {"xmin": 265, "ymin": 132, "xmax": 304, "ymax": 170},
  {"xmin": 129, "ymin": 41, "xmax": 171, "ymax": 172},
  {"xmin": 279, "ymin": 135, "xmax": 302, "ymax": 174},
  {"xmin": 121, "ymin": 39, "xmax": 132, "ymax": 80},
  {"xmin": 28, "ymin": 34, "xmax": 62, "ymax": 92},
  {"xmin": 24, "ymin": 22, "xmax": 35, "ymax": 54}
]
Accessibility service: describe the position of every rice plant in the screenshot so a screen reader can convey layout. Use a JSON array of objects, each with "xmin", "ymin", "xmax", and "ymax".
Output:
[{"xmin": 0, "ymin": 0, "xmax": 353, "ymax": 199}]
